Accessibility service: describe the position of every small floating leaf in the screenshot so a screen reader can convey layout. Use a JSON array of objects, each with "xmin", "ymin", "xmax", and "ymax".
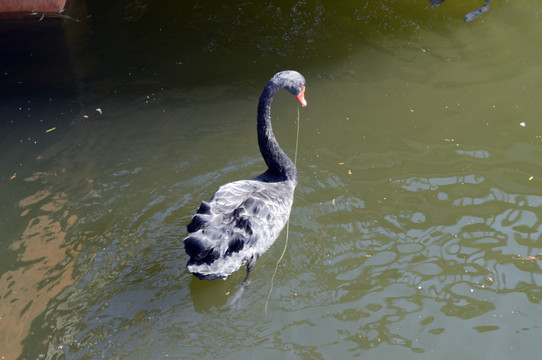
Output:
[{"xmin": 46, "ymin": 127, "xmax": 56, "ymax": 133}]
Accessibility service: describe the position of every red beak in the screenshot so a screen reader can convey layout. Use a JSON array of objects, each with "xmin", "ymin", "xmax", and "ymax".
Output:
[{"xmin": 296, "ymin": 85, "xmax": 307, "ymax": 107}]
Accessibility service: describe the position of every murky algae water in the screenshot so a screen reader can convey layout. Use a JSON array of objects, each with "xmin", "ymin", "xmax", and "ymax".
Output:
[{"xmin": 1, "ymin": 1, "xmax": 542, "ymax": 359}]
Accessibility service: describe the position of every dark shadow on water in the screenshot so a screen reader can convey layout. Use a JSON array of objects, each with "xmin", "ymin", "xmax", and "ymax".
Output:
[
  {"xmin": 188, "ymin": 264, "xmax": 257, "ymax": 313},
  {"xmin": 189, "ymin": 273, "xmax": 233, "ymax": 312},
  {"xmin": 1, "ymin": 0, "xmax": 476, "ymax": 109}
]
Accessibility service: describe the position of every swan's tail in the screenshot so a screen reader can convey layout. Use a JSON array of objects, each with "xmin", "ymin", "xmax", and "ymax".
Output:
[
  {"xmin": 186, "ymin": 250, "xmax": 249, "ymax": 280},
  {"xmin": 184, "ymin": 200, "xmax": 217, "ymax": 259},
  {"xmin": 184, "ymin": 200, "xmax": 253, "ymax": 280}
]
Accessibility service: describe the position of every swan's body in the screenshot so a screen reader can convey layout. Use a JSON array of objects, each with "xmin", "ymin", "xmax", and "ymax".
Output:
[{"xmin": 184, "ymin": 70, "xmax": 307, "ymax": 280}]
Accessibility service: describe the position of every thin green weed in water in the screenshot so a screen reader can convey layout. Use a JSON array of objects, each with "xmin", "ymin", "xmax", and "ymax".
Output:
[{"xmin": 264, "ymin": 107, "xmax": 300, "ymax": 316}]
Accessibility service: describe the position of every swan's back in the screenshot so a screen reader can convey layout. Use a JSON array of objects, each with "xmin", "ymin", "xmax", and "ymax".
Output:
[{"xmin": 184, "ymin": 178, "xmax": 296, "ymax": 280}]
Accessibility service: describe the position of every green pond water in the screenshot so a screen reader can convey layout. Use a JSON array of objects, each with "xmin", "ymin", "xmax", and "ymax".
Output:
[{"xmin": 2, "ymin": 1, "xmax": 542, "ymax": 359}]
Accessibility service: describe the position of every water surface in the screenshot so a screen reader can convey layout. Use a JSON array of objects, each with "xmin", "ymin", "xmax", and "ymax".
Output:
[{"xmin": 1, "ymin": 1, "xmax": 542, "ymax": 359}]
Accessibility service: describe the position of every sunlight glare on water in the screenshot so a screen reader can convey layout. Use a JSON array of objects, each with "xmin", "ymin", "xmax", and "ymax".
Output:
[{"xmin": 1, "ymin": 0, "xmax": 542, "ymax": 359}]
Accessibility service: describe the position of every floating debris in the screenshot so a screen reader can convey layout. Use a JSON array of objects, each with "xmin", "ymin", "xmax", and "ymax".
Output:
[
  {"xmin": 46, "ymin": 127, "xmax": 56, "ymax": 133},
  {"xmin": 513, "ymin": 256, "xmax": 538, "ymax": 261}
]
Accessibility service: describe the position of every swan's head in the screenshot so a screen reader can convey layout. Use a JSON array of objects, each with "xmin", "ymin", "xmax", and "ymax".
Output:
[{"xmin": 273, "ymin": 70, "xmax": 307, "ymax": 107}]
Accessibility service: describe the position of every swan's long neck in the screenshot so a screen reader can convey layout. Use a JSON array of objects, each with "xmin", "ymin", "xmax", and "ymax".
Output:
[{"xmin": 257, "ymin": 80, "xmax": 297, "ymax": 181}]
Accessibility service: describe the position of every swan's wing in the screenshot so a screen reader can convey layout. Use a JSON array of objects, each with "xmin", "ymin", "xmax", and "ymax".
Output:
[{"xmin": 184, "ymin": 179, "xmax": 295, "ymax": 280}]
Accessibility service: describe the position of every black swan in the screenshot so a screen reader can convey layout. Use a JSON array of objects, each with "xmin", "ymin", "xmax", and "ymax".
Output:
[{"xmin": 184, "ymin": 70, "xmax": 307, "ymax": 280}]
